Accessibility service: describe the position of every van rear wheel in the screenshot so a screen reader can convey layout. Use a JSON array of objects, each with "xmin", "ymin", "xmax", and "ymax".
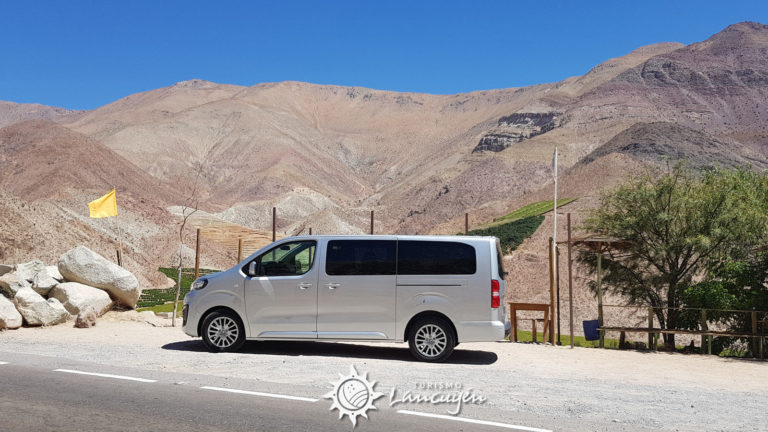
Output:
[
  {"xmin": 408, "ymin": 317, "xmax": 455, "ymax": 362},
  {"xmin": 201, "ymin": 310, "xmax": 245, "ymax": 352}
]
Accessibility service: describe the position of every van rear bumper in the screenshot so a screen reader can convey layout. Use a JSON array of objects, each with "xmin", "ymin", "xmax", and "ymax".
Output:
[{"xmin": 457, "ymin": 320, "xmax": 507, "ymax": 342}]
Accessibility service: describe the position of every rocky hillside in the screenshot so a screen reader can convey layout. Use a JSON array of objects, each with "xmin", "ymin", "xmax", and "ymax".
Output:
[{"xmin": 0, "ymin": 21, "xmax": 767, "ymax": 289}]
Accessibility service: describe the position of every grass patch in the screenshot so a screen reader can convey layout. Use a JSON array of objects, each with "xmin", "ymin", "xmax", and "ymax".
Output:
[
  {"xmin": 137, "ymin": 267, "xmax": 218, "ymax": 308},
  {"xmin": 482, "ymin": 198, "xmax": 577, "ymax": 229},
  {"xmin": 463, "ymin": 215, "xmax": 544, "ymax": 253},
  {"xmin": 511, "ymin": 330, "xmax": 621, "ymax": 348},
  {"xmin": 136, "ymin": 302, "xmax": 182, "ymax": 317}
]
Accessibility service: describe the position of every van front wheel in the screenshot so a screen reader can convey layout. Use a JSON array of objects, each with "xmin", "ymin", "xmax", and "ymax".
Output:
[
  {"xmin": 408, "ymin": 317, "xmax": 455, "ymax": 362},
  {"xmin": 201, "ymin": 310, "xmax": 245, "ymax": 352}
]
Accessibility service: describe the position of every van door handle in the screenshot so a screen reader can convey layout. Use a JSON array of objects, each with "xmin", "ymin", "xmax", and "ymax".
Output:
[
  {"xmin": 298, "ymin": 282, "xmax": 312, "ymax": 290},
  {"xmin": 325, "ymin": 283, "xmax": 340, "ymax": 290}
]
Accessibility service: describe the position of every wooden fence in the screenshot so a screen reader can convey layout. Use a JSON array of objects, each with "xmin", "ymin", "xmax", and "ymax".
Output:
[{"xmin": 598, "ymin": 305, "xmax": 766, "ymax": 359}]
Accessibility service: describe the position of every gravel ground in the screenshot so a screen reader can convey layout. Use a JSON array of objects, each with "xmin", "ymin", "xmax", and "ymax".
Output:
[{"xmin": 0, "ymin": 314, "xmax": 765, "ymax": 432}]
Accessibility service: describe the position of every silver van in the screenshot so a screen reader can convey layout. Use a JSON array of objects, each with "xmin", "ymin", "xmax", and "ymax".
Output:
[{"xmin": 182, "ymin": 235, "xmax": 509, "ymax": 362}]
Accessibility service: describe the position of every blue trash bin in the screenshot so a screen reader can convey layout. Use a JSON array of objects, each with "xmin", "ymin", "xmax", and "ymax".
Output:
[{"xmin": 583, "ymin": 319, "xmax": 600, "ymax": 341}]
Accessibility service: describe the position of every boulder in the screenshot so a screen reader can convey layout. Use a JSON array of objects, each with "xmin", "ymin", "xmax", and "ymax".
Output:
[
  {"xmin": 0, "ymin": 264, "xmax": 12, "ymax": 277},
  {"xmin": 15, "ymin": 260, "xmax": 46, "ymax": 281},
  {"xmin": 46, "ymin": 265, "xmax": 64, "ymax": 281},
  {"xmin": 14, "ymin": 287, "xmax": 70, "ymax": 326},
  {"xmin": 49, "ymin": 282, "xmax": 114, "ymax": 316},
  {"xmin": 12, "ymin": 260, "xmax": 58, "ymax": 296},
  {"xmin": 31, "ymin": 272, "xmax": 59, "ymax": 296},
  {"xmin": 74, "ymin": 305, "xmax": 98, "ymax": 328},
  {"xmin": 58, "ymin": 246, "xmax": 140, "ymax": 308},
  {"xmin": 0, "ymin": 273, "xmax": 31, "ymax": 298},
  {"xmin": 0, "ymin": 295, "xmax": 22, "ymax": 329}
]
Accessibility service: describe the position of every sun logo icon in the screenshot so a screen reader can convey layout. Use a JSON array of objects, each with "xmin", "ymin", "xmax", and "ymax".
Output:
[{"xmin": 324, "ymin": 365, "xmax": 384, "ymax": 427}]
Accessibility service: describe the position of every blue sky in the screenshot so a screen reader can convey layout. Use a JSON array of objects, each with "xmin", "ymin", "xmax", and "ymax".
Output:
[{"xmin": 2, "ymin": 1, "xmax": 767, "ymax": 110}]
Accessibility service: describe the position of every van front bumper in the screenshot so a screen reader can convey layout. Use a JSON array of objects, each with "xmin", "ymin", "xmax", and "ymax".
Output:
[{"xmin": 181, "ymin": 292, "xmax": 200, "ymax": 337}]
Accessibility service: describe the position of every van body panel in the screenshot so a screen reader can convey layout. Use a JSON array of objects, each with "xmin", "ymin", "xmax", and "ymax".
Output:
[
  {"xmin": 395, "ymin": 290, "xmax": 456, "ymax": 342},
  {"xmin": 244, "ymin": 268, "xmax": 319, "ymax": 338}
]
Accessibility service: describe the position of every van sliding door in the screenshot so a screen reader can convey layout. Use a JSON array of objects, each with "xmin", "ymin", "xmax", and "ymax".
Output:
[{"xmin": 317, "ymin": 238, "xmax": 396, "ymax": 340}]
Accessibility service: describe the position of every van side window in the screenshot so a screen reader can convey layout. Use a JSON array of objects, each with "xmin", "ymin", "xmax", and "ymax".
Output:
[
  {"xmin": 326, "ymin": 240, "xmax": 396, "ymax": 276},
  {"xmin": 250, "ymin": 241, "xmax": 316, "ymax": 277},
  {"xmin": 398, "ymin": 241, "xmax": 476, "ymax": 275}
]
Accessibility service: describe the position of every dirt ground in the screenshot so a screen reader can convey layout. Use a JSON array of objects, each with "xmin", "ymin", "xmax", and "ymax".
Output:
[{"xmin": 1, "ymin": 314, "xmax": 765, "ymax": 431}]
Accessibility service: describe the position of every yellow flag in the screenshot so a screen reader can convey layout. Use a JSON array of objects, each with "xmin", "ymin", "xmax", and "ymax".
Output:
[{"xmin": 88, "ymin": 189, "xmax": 118, "ymax": 218}]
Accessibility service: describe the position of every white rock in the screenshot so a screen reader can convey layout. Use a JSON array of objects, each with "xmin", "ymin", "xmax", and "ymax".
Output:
[
  {"xmin": 0, "ymin": 295, "xmax": 22, "ymax": 329},
  {"xmin": 31, "ymin": 273, "xmax": 59, "ymax": 296},
  {"xmin": 58, "ymin": 246, "xmax": 141, "ymax": 308},
  {"xmin": 49, "ymin": 282, "xmax": 114, "ymax": 316},
  {"xmin": 15, "ymin": 260, "xmax": 46, "ymax": 281},
  {"xmin": 14, "ymin": 287, "xmax": 70, "ymax": 326},
  {"xmin": 46, "ymin": 265, "xmax": 64, "ymax": 281},
  {"xmin": 0, "ymin": 273, "xmax": 31, "ymax": 298}
]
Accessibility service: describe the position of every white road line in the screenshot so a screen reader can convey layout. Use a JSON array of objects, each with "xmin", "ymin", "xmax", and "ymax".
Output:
[
  {"xmin": 53, "ymin": 369, "xmax": 157, "ymax": 383},
  {"xmin": 397, "ymin": 410, "xmax": 552, "ymax": 432},
  {"xmin": 0, "ymin": 361, "xmax": 8, "ymax": 365},
  {"xmin": 200, "ymin": 386, "xmax": 318, "ymax": 403}
]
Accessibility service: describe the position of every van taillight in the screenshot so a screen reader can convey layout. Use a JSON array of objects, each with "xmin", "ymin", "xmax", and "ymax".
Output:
[{"xmin": 491, "ymin": 279, "xmax": 500, "ymax": 308}]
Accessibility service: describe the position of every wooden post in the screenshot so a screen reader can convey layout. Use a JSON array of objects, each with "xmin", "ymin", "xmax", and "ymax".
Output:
[
  {"xmin": 237, "ymin": 238, "xmax": 243, "ymax": 263},
  {"xmin": 194, "ymin": 228, "xmax": 201, "ymax": 280},
  {"xmin": 309, "ymin": 227, "xmax": 312, "ymax": 235},
  {"xmin": 596, "ymin": 245, "xmax": 604, "ymax": 348},
  {"xmin": 648, "ymin": 307, "xmax": 654, "ymax": 350},
  {"xmin": 465, "ymin": 213, "xmax": 469, "ymax": 235},
  {"xmin": 556, "ymin": 246, "xmax": 561, "ymax": 345},
  {"xmin": 548, "ymin": 237, "xmax": 556, "ymax": 345},
  {"xmin": 752, "ymin": 311, "xmax": 758, "ymax": 357},
  {"xmin": 532, "ymin": 319, "xmax": 537, "ymax": 343},
  {"xmin": 272, "ymin": 207, "xmax": 276, "ymax": 242},
  {"xmin": 370, "ymin": 210, "xmax": 374, "ymax": 235},
  {"xmin": 567, "ymin": 213, "xmax": 574, "ymax": 349},
  {"xmin": 700, "ymin": 309, "xmax": 708, "ymax": 355},
  {"xmin": 116, "ymin": 250, "xmax": 122, "ymax": 267}
]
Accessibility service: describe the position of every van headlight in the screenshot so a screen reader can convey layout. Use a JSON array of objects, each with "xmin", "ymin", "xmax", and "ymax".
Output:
[{"xmin": 191, "ymin": 278, "xmax": 208, "ymax": 290}]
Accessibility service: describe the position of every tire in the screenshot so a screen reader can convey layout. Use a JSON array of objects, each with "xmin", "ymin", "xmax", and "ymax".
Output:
[
  {"xmin": 408, "ymin": 317, "xmax": 455, "ymax": 362},
  {"xmin": 201, "ymin": 310, "xmax": 245, "ymax": 352}
]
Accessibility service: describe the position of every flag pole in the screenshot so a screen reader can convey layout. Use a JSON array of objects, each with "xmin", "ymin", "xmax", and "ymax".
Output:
[
  {"xmin": 114, "ymin": 186, "xmax": 124, "ymax": 267},
  {"xmin": 552, "ymin": 147, "xmax": 559, "ymax": 345}
]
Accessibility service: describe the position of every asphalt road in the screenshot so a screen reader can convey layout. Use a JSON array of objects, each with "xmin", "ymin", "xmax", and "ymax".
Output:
[{"xmin": 0, "ymin": 352, "xmax": 553, "ymax": 432}]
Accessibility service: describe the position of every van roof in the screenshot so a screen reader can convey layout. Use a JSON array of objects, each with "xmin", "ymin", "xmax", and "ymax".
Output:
[{"xmin": 283, "ymin": 234, "xmax": 497, "ymax": 241}]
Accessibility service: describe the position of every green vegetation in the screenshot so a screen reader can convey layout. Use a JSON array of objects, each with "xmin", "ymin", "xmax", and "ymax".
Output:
[
  {"xmin": 136, "ymin": 302, "xmax": 182, "ymax": 317},
  {"xmin": 581, "ymin": 164, "xmax": 768, "ymax": 351},
  {"xmin": 484, "ymin": 198, "xmax": 576, "ymax": 228},
  {"xmin": 510, "ymin": 330, "xmax": 621, "ymax": 348},
  {"xmin": 137, "ymin": 267, "xmax": 218, "ymax": 308},
  {"xmin": 464, "ymin": 215, "xmax": 544, "ymax": 253}
]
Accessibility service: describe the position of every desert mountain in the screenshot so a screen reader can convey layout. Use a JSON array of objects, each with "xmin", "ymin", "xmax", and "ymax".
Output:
[
  {"xmin": 0, "ymin": 101, "xmax": 76, "ymax": 129},
  {"xmin": 1, "ymin": 22, "xmax": 767, "ymax": 288},
  {"xmin": 0, "ymin": 120, "xmax": 177, "ymax": 203}
]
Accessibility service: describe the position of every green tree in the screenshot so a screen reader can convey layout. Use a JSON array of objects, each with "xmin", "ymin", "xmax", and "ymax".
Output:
[
  {"xmin": 682, "ymin": 253, "xmax": 768, "ymax": 355},
  {"xmin": 579, "ymin": 165, "xmax": 768, "ymax": 348}
]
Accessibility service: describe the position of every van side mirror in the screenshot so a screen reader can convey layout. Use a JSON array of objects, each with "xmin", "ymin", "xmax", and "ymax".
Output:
[{"xmin": 248, "ymin": 261, "xmax": 258, "ymax": 277}]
